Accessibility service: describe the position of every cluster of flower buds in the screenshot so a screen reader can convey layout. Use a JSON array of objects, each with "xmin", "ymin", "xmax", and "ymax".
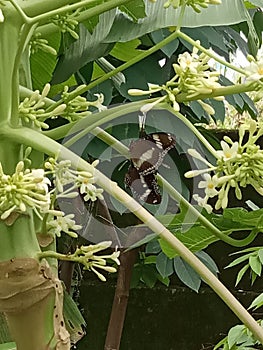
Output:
[
  {"xmin": 70, "ymin": 241, "xmax": 120, "ymax": 281},
  {"xmin": 185, "ymin": 120, "xmax": 263, "ymax": 213},
  {"xmin": 163, "ymin": 0, "xmax": 221, "ymax": 11},
  {"xmin": 30, "ymin": 33, "xmax": 57, "ymax": 56},
  {"xmin": 19, "ymin": 84, "xmax": 107, "ymax": 128},
  {"xmin": 45, "ymin": 157, "xmax": 104, "ymax": 202},
  {"xmin": 61, "ymin": 86, "xmax": 107, "ymax": 122},
  {"xmin": 0, "ymin": 161, "xmax": 51, "ymax": 221},
  {"xmin": 51, "ymin": 11, "xmax": 80, "ymax": 40},
  {"xmin": 129, "ymin": 42, "xmax": 223, "ymax": 114},
  {"xmin": 19, "ymin": 84, "xmax": 66, "ymax": 129}
]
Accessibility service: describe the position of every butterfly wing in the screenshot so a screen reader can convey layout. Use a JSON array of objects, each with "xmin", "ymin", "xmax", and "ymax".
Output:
[{"xmin": 125, "ymin": 165, "xmax": 161, "ymax": 205}]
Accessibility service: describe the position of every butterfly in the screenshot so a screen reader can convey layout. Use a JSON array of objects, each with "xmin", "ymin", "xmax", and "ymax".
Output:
[{"xmin": 125, "ymin": 122, "xmax": 176, "ymax": 204}]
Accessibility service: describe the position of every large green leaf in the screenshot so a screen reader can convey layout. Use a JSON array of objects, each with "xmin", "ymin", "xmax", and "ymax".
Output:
[
  {"xmin": 52, "ymin": 10, "xmax": 117, "ymax": 83},
  {"xmin": 105, "ymin": 0, "xmax": 247, "ymax": 43}
]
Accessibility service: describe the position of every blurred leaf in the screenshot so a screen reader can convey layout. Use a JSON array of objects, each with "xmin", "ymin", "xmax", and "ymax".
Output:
[
  {"xmin": 119, "ymin": 0, "xmax": 146, "ymax": 22},
  {"xmin": 249, "ymin": 293, "xmax": 263, "ymax": 310},
  {"xmin": 105, "ymin": 0, "xmax": 247, "ymax": 43},
  {"xmin": 254, "ymin": 11, "xmax": 263, "ymax": 47},
  {"xmin": 173, "ymin": 257, "xmax": 201, "ymax": 292},
  {"xmin": 0, "ymin": 313, "xmax": 11, "ymax": 344},
  {"xmin": 156, "ymin": 252, "xmax": 174, "ymax": 278},
  {"xmin": 126, "ymin": 233, "xmax": 158, "ymax": 251},
  {"xmin": 0, "ymin": 344, "xmax": 16, "ymax": 350},
  {"xmin": 247, "ymin": 0, "xmax": 263, "ymax": 6}
]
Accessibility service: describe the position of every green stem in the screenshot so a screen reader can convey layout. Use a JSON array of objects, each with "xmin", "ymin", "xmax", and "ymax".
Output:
[
  {"xmin": 177, "ymin": 31, "xmax": 247, "ymax": 75},
  {"xmin": 23, "ymin": 0, "xmax": 132, "ymax": 25},
  {"xmin": 3, "ymin": 124, "xmax": 263, "ymax": 343},
  {"xmin": 11, "ymin": 23, "xmax": 37, "ymax": 126},
  {"xmin": 176, "ymin": 81, "xmax": 256, "ymax": 103},
  {"xmin": 176, "ymin": 4, "xmax": 186, "ymax": 31},
  {"xmin": 44, "ymin": 99, "xmax": 156, "ymax": 140},
  {"xmin": 164, "ymin": 104, "xmax": 219, "ymax": 158}
]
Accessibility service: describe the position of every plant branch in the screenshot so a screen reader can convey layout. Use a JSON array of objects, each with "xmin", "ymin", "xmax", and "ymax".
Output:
[{"xmin": 177, "ymin": 31, "xmax": 247, "ymax": 75}]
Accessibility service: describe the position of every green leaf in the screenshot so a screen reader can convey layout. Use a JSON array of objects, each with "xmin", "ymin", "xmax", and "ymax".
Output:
[
  {"xmin": 31, "ymin": 31, "xmax": 61, "ymax": 90},
  {"xmin": 141, "ymin": 264, "xmax": 158, "ymax": 288},
  {"xmin": 246, "ymin": 0, "xmax": 263, "ymax": 8},
  {"xmin": 195, "ymin": 251, "xmax": 219, "ymax": 275},
  {"xmin": 145, "ymin": 240, "xmax": 161, "ymax": 254},
  {"xmin": 235, "ymin": 264, "xmax": 249, "ymax": 286},
  {"xmin": 156, "ymin": 252, "xmax": 174, "ymax": 278},
  {"xmin": 125, "ymin": 233, "xmax": 158, "ymax": 251},
  {"xmin": 144, "ymin": 255, "xmax": 157, "ymax": 264},
  {"xmin": 227, "ymin": 324, "xmax": 245, "ymax": 348},
  {"xmin": 173, "ymin": 257, "xmax": 201, "ymax": 292},
  {"xmin": 105, "ymin": 0, "xmax": 248, "ymax": 43},
  {"xmin": 0, "ymin": 313, "xmax": 11, "ymax": 343},
  {"xmin": 159, "ymin": 226, "xmax": 218, "ymax": 259},
  {"xmin": 110, "ymin": 39, "xmax": 143, "ymax": 61},
  {"xmin": 249, "ymin": 255, "xmax": 262, "ymax": 276},
  {"xmin": 119, "ymin": 0, "xmax": 146, "ymax": 22},
  {"xmin": 151, "ymin": 29, "xmax": 180, "ymax": 57},
  {"xmin": 257, "ymin": 249, "xmax": 263, "ymax": 265},
  {"xmin": 63, "ymin": 291, "xmax": 86, "ymax": 344},
  {"xmin": 0, "ymin": 344, "xmax": 16, "ymax": 350},
  {"xmin": 157, "ymin": 275, "xmax": 170, "ymax": 287},
  {"xmin": 249, "ymin": 293, "xmax": 263, "ymax": 310},
  {"xmin": 226, "ymin": 253, "xmax": 254, "ymax": 268}
]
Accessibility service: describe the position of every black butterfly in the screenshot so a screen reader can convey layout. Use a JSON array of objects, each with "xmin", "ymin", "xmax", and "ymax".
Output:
[{"xmin": 125, "ymin": 131, "xmax": 176, "ymax": 205}]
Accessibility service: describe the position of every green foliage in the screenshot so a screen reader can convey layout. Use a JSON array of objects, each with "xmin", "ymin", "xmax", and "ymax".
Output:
[
  {"xmin": 214, "ymin": 321, "xmax": 263, "ymax": 349},
  {"xmin": 226, "ymin": 247, "xmax": 263, "ymax": 285}
]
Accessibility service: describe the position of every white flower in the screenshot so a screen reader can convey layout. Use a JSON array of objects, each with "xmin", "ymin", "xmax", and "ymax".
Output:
[
  {"xmin": 193, "ymin": 194, "xmax": 213, "ymax": 213},
  {"xmin": 198, "ymin": 173, "xmax": 219, "ymax": 197},
  {"xmin": 91, "ymin": 93, "xmax": 107, "ymax": 112},
  {"xmin": 47, "ymin": 213, "xmax": 82, "ymax": 238},
  {"xmin": 245, "ymin": 58, "xmax": 263, "ymax": 81},
  {"xmin": 216, "ymin": 141, "xmax": 238, "ymax": 161},
  {"xmin": 178, "ymin": 52, "xmax": 199, "ymax": 73},
  {"xmin": 78, "ymin": 174, "xmax": 103, "ymax": 202}
]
